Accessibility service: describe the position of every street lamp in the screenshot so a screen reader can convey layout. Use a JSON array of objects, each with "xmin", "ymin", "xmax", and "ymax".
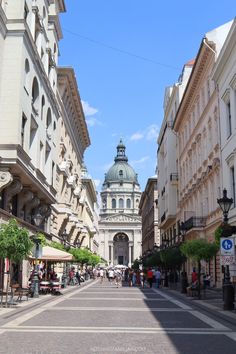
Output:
[
  {"xmin": 31, "ymin": 235, "xmax": 40, "ymax": 298},
  {"xmin": 30, "ymin": 213, "xmax": 44, "ymax": 298},
  {"xmin": 180, "ymin": 222, "xmax": 188, "ymax": 294},
  {"xmin": 61, "ymin": 230, "xmax": 68, "ymax": 288},
  {"xmin": 217, "ymin": 188, "xmax": 235, "ymax": 311}
]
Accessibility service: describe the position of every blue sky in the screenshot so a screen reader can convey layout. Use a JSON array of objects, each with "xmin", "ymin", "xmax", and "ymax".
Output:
[{"xmin": 59, "ymin": 1, "xmax": 235, "ymax": 192}]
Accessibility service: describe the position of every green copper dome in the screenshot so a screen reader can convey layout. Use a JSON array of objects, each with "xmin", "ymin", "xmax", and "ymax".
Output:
[{"xmin": 104, "ymin": 140, "xmax": 139, "ymax": 184}]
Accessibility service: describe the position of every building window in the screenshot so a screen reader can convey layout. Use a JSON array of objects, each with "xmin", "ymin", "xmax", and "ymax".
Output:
[
  {"xmin": 29, "ymin": 117, "xmax": 38, "ymax": 148},
  {"xmin": 227, "ymin": 101, "xmax": 232, "ymax": 138},
  {"xmin": 21, "ymin": 114, "xmax": 27, "ymax": 147},
  {"xmin": 41, "ymin": 96, "xmax": 45, "ymax": 121},
  {"xmin": 126, "ymin": 199, "xmax": 131, "ymax": 208},
  {"xmin": 230, "ymin": 166, "xmax": 236, "ymax": 207},
  {"xmin": 32, "ymin": 77, "xmax": 39, "ymax": 111},
  {"xmin": 119, "ymin": 198, "xmax": 124, "ymax": 209},
  {"xmin": 112, "ymin": 198, "xmax": 116, "ymax": 209},
  {"xmin": 24, "ymin": 59, "xmax": 30, "ymax": 94},
  {"xmin": 119, "ymin": 170, "xmax": 123, "ymax": 178}
]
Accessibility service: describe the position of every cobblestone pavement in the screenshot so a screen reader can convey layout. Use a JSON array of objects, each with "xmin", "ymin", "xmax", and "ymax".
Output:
[{"xmin": 0, "ymin": 280, "xmax": 235, "ymax": 354}]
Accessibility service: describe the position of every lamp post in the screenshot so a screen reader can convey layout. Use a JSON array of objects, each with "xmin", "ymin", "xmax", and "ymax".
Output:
[
  {"xmin": 31, "ymin": 214, "xmax": 43, "ymax": 298},
  {"xmin": 217, "ymin": 188, "xmax": 235, "ymax": 311},
  {"xmin": 61, "ymin": 230, "xmax": 68, "ymax": 288},
  {"xmin": 180, "ymin": 222, "xmax": 188, "ymax": 293}
]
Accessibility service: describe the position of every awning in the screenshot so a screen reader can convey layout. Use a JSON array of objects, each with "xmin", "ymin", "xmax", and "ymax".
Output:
[{"xmin": 29, "ymin": 246, "xmax": 73, "ymax": 262}]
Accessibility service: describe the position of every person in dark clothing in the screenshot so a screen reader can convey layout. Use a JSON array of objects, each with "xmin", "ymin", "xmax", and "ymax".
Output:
[{"xmin": 75, "ymin": 270, "xmax": 81, "ymax": 285}]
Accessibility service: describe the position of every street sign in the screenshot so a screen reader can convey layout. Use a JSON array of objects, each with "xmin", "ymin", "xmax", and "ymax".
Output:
[
  {"xmin": 220, "ymin": 237, "xmax": 235, "ymax": 256},
  {"xmin": 220, "ymin": 255, "xmax": 235, "ymax": 266}
]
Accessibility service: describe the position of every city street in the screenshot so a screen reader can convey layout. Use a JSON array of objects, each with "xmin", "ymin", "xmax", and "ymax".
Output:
[{"xmin": 0, "ymin": 280, "xmax": 235, "ymax": 353}]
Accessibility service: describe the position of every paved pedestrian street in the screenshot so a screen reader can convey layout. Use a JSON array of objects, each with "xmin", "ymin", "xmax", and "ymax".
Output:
[{"xmin": 0, "ymin": 280, "xmax": 236, "ymax": 354}]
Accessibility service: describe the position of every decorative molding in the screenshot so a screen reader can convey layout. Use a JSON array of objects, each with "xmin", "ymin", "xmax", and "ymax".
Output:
[
  {"xmin": 5, "ymin": 177, "xmax": 23, "ymax": 212},
  {"xmin": 104, "ymin": 214, "xmax": 141, "ymax": 223},
  {"xmin": 221, "ymin": 88, "xmax": 230, "ymax": 103},
  {"xmin": 0, "ymin": 170, "xmax": 13, "ymax": 193},
  {"xmin": 229, "ymin": 74, "xmax": 236, "ymax": 91}
]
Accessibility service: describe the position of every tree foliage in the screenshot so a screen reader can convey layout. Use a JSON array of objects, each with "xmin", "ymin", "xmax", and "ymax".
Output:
[
  {"xmin": 69, "ymin": 247, "xmax": 100, "ymax": 266},
  {"xmin": 50, "ymin": 240, "xmax": 67, "ymax": 251},
  {"xmin": 180, "ymin": 239, "xmax": 218, "ymax": 262},
  {"xmin": 0, "ymin": 218, "xmax": 33, "ymax": 263}
]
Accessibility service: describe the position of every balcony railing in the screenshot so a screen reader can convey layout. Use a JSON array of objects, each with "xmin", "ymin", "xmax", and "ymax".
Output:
[{"xmin": 183, "ymin": 217, "xmax": 206, "ymax": 231}]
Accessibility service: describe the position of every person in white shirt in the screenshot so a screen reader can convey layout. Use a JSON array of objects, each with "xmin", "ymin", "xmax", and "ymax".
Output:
[{"xmin": 99, "ymin": 268, "xmax": 104, "ymax": 283}]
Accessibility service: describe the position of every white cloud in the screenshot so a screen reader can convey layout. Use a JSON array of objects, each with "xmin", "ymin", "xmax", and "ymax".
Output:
[
  {"xmin": 146, "ymin": 124, "xmax": 159, "ymax": 141},
  {"xmin": 94, "ymin": 179, "xmax": 101, "ymax": 188},
  {"xmin": 81, "ymin": 100, "xmax": 98, "ymax": 116},
  {"xmin": 129, "ymin": 124, "xmax": 159, "ymax": 142},
  {"xmin": 86, "ymin": 117, "xmax": 101, "ymax": 127},
  {"xmin": 131, "ymin": 156, "xmax": 150, "ymax": 166},
  {"xmin": 130, "ymin": 132, "xmax": 144, "ymax": 141}
]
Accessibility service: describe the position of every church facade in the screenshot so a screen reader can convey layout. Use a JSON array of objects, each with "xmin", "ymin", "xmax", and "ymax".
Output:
[{"xmin": 99, "ymin": 140, "xmax": 142, "ymax": 266}]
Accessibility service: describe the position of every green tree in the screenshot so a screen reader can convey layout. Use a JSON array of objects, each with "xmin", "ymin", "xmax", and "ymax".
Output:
[
  {"xmin": 88, "ymin": 254, "xmax": 101, "ymax": 267},
  {"xmin": 70, "ymin": 248, "xmax": 91, "ymax": 266},
  {"xmin": 50, "ymin": 240, "xmax": 67, "ymax": 251},
  {"xmin": 180, "ymin": 239, "xmax": 218, "ymax": 299},
  {"xmin": 0, "ymin": 219, "xmax": 33, "ymax": 305}
]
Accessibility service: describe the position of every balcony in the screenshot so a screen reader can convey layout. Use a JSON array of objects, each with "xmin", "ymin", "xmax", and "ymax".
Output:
[{"xmin": 182, "ymin": 217, "xmax": 206, "ymax": 231}]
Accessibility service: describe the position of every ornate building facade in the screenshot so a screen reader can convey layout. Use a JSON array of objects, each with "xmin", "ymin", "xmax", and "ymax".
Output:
[{"xmin": 99, "ymin": 140, "xmax": 142, "ymax": 266}]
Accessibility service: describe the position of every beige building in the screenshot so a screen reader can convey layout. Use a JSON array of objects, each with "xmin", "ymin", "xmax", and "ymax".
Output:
[
  {"xmin": 173, "ymin": 22, "xmax": 232, "ymax": 286},
  {"xmin": 139, "ymin": 176, "xmax": 159, "ymax": 254},
  {"xmin": 53, "ymin": 67, "xmax": 91, "ymax": 248},
  {"xmin": 0, "ymin": 1, "xmax": 99, "ymax": 287},
  {"xmin": 212, "ymin": 19, "xmax": 236, "ymax": 278}
]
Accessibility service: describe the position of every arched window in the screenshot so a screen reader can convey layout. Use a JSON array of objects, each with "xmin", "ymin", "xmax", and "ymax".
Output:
[
  {"xmin": 136, "ymin": 199, "xmax": 139, "ymax": 207},
  {"xmin": 126, "ymin": 198, "xmax": 131, "ymax": 208},
  {"xmin": 112, "ymin": 198, "xmax": 116, "ymax": 209},
  {"xmin": 32, "ymin": 77, "xmax": 39, "ymax": 111},
  {"xmin": 119, "ymin": 198, "xmax": 124, "ymax": 209},
  {"xmin": 46, "ymin": 108, "xmax": 52, "ymax": 139},
  {"xmin": 119, "ymin": 170, "xmax": 123, "ymax": 178},
  {"xmin": 24, "ymin": 59, "xmax": 30, "ymax": 93}
]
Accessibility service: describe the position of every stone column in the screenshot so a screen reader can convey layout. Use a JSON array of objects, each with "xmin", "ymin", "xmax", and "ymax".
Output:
[
  {"xmin": 111, "ymin": 243, "xmax": 114, "ymax": 265},
  {"xmin": 129, "ymin": 244, "xmax": 132, "ymax": 267}
]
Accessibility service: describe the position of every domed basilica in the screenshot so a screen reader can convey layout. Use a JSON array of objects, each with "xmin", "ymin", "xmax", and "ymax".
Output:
[{"xmin": 99, "ymin": 140, "xmax": 142, "ymax": 266}]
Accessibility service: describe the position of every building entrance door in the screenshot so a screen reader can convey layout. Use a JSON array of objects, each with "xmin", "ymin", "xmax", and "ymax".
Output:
[
  {"xmin": 118, "ymin": 256, "xmax": 123, "ymax": 265},
  {"xmin": 113, "ymin": 233, "xmax": 129, "ymax": 266}
]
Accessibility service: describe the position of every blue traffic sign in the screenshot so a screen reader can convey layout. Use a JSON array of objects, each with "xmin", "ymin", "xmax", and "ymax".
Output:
[{"xmin": 222, "ymin": 239, "xmax": 233, "ymax": 250}]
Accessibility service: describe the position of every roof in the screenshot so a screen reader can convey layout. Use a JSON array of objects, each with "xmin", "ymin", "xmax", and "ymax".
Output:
[{"xmin": 29, "ymin": 246, "xmax": 73, "ymax": 261}]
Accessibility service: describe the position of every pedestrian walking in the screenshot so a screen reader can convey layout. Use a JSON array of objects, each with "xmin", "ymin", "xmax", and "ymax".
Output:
[
  {"xmin": 147, "ymin": 268, "xmax": 153, "ymax": 288},
  {"xmin": 154, "ymin": 268, "xmax": 161, "ymax": 288},
  {"xmin": 99, "ymin": 268, "xmax": 104, "ymax": 283}
]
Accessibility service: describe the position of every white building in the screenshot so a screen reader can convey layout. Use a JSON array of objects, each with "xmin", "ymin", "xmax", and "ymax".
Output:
[
  {"xmin": 99, "ymin": 140, "xmax": 142, "ymax": 266},
  {"xmin": 212, "ymin": 18, "xmax": 236, "ymax": 277},
  {"xmin": 157, "ymin": 61, "xmax": 193, "ymax": 247}
]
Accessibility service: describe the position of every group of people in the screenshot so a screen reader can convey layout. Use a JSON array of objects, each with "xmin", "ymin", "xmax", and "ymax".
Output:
[{"xmin": 125, "ymin": 267, "xmax": 162, "ymax": 288}]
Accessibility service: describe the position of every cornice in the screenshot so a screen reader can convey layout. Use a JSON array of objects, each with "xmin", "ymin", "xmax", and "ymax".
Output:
[
  {"xmin": 173, "ymin": 40, "xmax": 214, "ymax": 131},
  {"xmin": 212, "ymin": 19, "xmax": 236, "ymax": 83},
  {"xmin": 57, "ymin": 67, "xmax": 90, "ymax": 148}
]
